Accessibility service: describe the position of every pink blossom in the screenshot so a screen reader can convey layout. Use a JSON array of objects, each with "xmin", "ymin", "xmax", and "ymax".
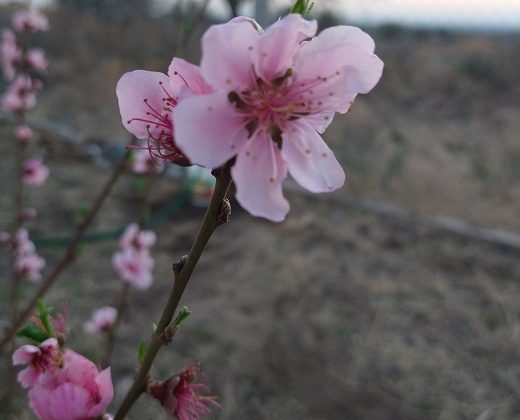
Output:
[
  {"xmin": 0, "ymin": 231, "xmax": 11, "ymax": 243},
  {"xmin": 28, "ymin": 349, "xmax": 113, "ymax": 420},
  {"xmin": 84, "ymin": 306, "xmax": 118, "ymax": 334},
  {"xmin": 116, "ymin": 58, "xmax": 211, "ymax": 165},
  {"xmin": 23, "ymin": 157, "xmax": 49, "ymax": 186},
  {"xmin": 173, "ymin": 15, "xmax": 383, "ymax": 221},
  {"xmin": 1, "ymin": 75, "xmax": 41, "ymax": 112},
  {"xmin": 26, "ymin": 48, "xmax": 47, "ymax": 72},
  {"xmin": 15, "ymin": 228, "xmax": 35, "ymax": 254},
  {"xmin": 149, "ymin": 365, "xmax": 219, "ymax": 420},
  {"xmin": 12, "ymin": 338, "xmax": 62, "ymax": 389},
  {"xmin": 14, "ymin": 228, "xmax": 46, "ymax": 281},
  {"xmin": 131, "ymin": 148, "xmax": 165, "ymax": 174},
  {"xmin": 12, "ymin": 8, "xmax": 49, "ymax": 33},
  {"xmin": 112, "ymin": 247, "xmax": 154, "ymax": 289},
  {"xmin": 16, "ymin": 252, "xmax": 46, "ymax": 282},
  {"xmin": 15, "ymin": 124, "xmax": 34, "ymax": 142},
  {"xmin": 119, "ymin": 222, "xmax": 156, "ymax": 251},
  {"xmin": 1, "ymin": 29, "xmax": 21, "ymax": 80},
  {"xmin": 22, "ymin": 207, "xmax": 38, "ymax": 220}
]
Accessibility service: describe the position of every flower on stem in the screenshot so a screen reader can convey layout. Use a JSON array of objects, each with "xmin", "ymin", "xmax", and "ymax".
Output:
[
  {"xmin": 1, "ymin": 29, "xmax": 21, "ymax": 80},
  {"xmin": 23, "ymin": 157, "xmax": 49, "ymax": 186},
  {"xmin": 173, "ymin": 14, "xmax": 383, "ymax": 221},
  {"xmin": 148, "ymin": 365, "xmax": 219, "ymax": 420},
  {"xmin": 1, "ymin": 75, "xmax": 41, "ymax": 112},
  {"xmin": 84, "ymin": 306, "xmax": 118, "ymax": 335},
  {"xmin": 27, "ymin": 349, "xmax": 113, "ymax": 420},
  {"xmin": 116, "ymin": 58, "xmax": 212, "ymax": 165},
  {"xmin": 12, "ymin": 337, "xmax": 62, "ymax": 389},
  {"xmin": 112, "ymin": 247, "xmax": 154, "ymax": 290},
  {"xmin": 12, "ymin": 7, "xmax": 49, "ymax": 33}
]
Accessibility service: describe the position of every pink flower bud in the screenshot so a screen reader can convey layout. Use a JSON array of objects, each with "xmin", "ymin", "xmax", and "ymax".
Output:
[
  {"xmin": 26, "ymin": 48, "xmax": 47, "ymax": 72},
  {"xmin": 22, "ymin": 207, "xmax": 38, "ymax": 220},
  {"xmin": 15, "ymin": 125, "xmax": 34, "ymax": 142},
  {"xmin": 84, "ymin": 306, "xmax": 118, "ymax": 334},
  {"xmin": 23, "ymin": 157, "xmax": 49, "ymax": 186}
]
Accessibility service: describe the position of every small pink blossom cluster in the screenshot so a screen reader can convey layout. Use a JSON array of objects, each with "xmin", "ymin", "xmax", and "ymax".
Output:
[
  {"xmin": 112, "ymin": 223, "xmax": 156, "ymax": 289},
  {"xmin": 1, "ymin": 7, "xmax": 48, "ymax": 116},
  {"xmin": 13, "ymin": 323, "xmax": 113, "ymax": 419},
  {"xmin": 1, "ymin": 228, "xmax": 47, "ymax": 282},
  {"xmin": 117, "ymin": 14, "xmax": 383, "ymax": 221}
]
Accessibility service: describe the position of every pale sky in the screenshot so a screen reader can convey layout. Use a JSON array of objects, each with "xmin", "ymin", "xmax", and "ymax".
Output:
[{"xmin": 4, "ymin": 0, "xmax": 520, "ymax": 31}]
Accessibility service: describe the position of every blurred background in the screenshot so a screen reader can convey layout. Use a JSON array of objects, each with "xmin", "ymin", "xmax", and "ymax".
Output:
[{"xmin": 1, "ymin": 0, "xmax": 520, "ymax": 419}]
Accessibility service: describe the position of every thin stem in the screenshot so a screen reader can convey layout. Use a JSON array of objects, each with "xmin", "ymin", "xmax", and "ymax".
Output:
[
  {"xmin": 103, "ymin": 282, "xmax": 130, "ymax": 367},
  {"xmin": 4, "ymin": 113, "xmax": 28, "ymax": 419},
  {"xmin": 0, "ymin": 150, "xmax": 130, "ymax": 352},
  {"xmin": 114, "ymin": 167, "xmax": 232, "ymax": 420}
]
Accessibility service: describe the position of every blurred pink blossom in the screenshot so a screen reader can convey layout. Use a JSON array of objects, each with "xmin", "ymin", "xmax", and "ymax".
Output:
[
  {"xmin": 28, "ymin": 349, "xmax": 113, "ymax": 420},
  {"xmin": 131, "ymin": 148, "xmax": 165, "ymax": 174},
  {"xmin": 12, "ymin": 338, "xmax": 62, "ymax": 389},
  {"xmin": 22, "ymin": 207, "xmax": 38, "ymax": 220},
  {"xmin": 1, "ymin": 75, "xmax": 41, "ymax": 112},
  {"xmin": 26, "ymin": 48, "xmax": 47, "ymax": 72},
  {"xmin": 112, "ymin": 247, "xmax": 154, "ymax": 290},
  {"xmin": 14, "ymin": 228, "xmax": 45, "ymax": 281},
  {"xmin": 1, "ymin": 29, "xmax": 20, "ymax": 80},
  {"xmin": 23, "ymin": 157, "xmax": 49, "ymax": 186},
  {"xmin": 119, "ymin": 222, "xmax": 156, "ymax": 252},
  {"xmin": 15, "ymin": 124, "xmax": 34, "ymax": 142},
  {"xmin": 116, "ymin": 58, "xmax": 211, "ymax": 165},
  {"xmin": 15, "ymin": 252, "xmax": 46, "ymax": 282},
  {"xmin": 149, "ymin": 365, "xmax": 219, "ymax": 420},
  {"xmin": 12, "ymin": 8, "xmax": 49, "ymax": 33},
  {"xmin": 174, "ymin": 14, "xmax": 383, "ymax": 221},
  {"xmin": 84, "ymin": 306, "xmax": 118, "ymax": 334}
]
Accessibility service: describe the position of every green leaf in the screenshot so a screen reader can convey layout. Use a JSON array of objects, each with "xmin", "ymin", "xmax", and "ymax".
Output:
[
  {"xmin": 38, "ymin": 299, "xmax": 55, "ymax": 338},
  {"xmin": 16, "ymin": 324, "xmax": 49, "ymax": 344},
  {"xmin": 137, "ymin": 339, "xmax": 147, "ymax": 363},
  {"xmin": 173, "ymin": 306, "xmax": 191, "ymax": 327}
]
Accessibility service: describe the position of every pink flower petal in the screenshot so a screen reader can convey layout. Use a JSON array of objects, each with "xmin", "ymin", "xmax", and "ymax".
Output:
[
  {"xmin": 295, "ymin": 26, "xmax": 383, "ymax": 98},
  {"xmin": 12, "ymin": 344, "xmax": 40, "ymax": 365},
  {"xmin": 116, "ymin": 70, "xmax": 172, "ymax": 139},
  {"xmin": 232, "ymin": 132, "xmax": 290, "ymax": 222},
  {"xmin": 200, "ymin": 18, "xmax": 261, "ymax": 91},
  {"xmin": 18, "ymin": 366, "xmax": 40, "ymax": 389},
  {"xmin": 168, "ymin": 57, "xmax": 212, "ymax": 98},
  {"xmin": 254, "ymin": 14, "xmax": 316, "ymax": 82},
  {"xmin": 88, "ymin": 368, "xmax": 114, "ymax": 418},
  {"xmin": 282, "ymin": 121, "xmax": 345, "ymax": 193},
  {"xmin": 173, "ymin": 92, "xmax": 248, "ymax": 168}
]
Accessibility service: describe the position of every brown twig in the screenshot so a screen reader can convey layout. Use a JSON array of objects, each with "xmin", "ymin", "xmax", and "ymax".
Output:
[
  {"xmin": 114, "ymin": 167, "xmax": 232, "ymax": 420},
  {"xmin": 0, "ymin": 150, "xmax": 130, "ymax": 353}
]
